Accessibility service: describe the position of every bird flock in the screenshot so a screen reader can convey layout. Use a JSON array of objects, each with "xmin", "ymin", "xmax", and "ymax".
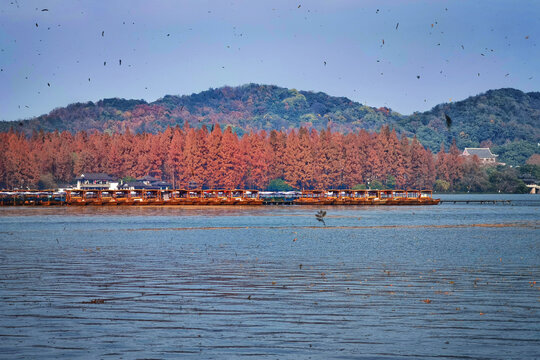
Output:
[{"xmin": 0, "ymin": 2, "xmax": 536, "ymax": 120}]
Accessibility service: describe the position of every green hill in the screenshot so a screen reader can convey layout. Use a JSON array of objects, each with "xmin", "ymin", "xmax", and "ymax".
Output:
[
  {"xmin": 399, "ymin": 88, "xmax": 540, "ymax": 164},
  {"xmin": 0, "ymin": 84, "xmax": 403, "ymax": 135}
]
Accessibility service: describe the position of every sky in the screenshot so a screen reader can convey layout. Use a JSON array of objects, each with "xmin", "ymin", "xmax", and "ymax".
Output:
[{"xmin": 0, "ymin": 0, "xmax": 539, "ymax": 121}]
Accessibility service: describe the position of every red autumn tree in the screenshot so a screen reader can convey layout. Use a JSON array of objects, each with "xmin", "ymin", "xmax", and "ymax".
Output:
[
  {"xmin": 3, "ymin": 131, "xmax": 40, "ymax": 188},
  {"xmin": 165, "ymin": 127, "xmax": 185, "ymax": 188},
  {"xmin": 217, "ymin": 127, "xmax": 244, "ymax": 188},
  {"xmin": 241, "ymin": 131, "xmax": 272, "ymax": 189}
]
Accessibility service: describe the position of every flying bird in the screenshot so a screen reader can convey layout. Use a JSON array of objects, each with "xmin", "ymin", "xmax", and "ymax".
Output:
[
  {"xmin": 35, "ymin": 23, "xmax": 38, "ymax": 27},
  {"xmin": 102, "ymin": 31, "xmax": 104, "ymax": 37},
  {"xmin": 396, "ymin": 22, "xmax": 399, "ymax": 30},
  {"xmin": 41, "ymin": 8, "xmax": 48, "ymax": 11},
  {"xmin": 445, "ymin": 113, "xmax": 452, "ymax": 128},
  {"xmin": 119, "ymin": 59, "xmax": 121, "ymax": 65},
  {"xmin": 315, "ymin": 210, "xmax": 327, "ymax": 226},
  {"xmin": 416, "ymin": 75, "xmax": 420, "ymax": 79},
  {"xmin": 47, "ymin": 82, "xmax": 50, "ymax": 87},
  {"xmin": 323, "ymin": 61, "xmax": 326, "ymax": 66}
]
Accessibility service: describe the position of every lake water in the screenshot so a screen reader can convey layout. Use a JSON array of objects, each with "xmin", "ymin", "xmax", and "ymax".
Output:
[{"xmin": 1, "ymin": 194, "xmax": 539, "ymax": 359}]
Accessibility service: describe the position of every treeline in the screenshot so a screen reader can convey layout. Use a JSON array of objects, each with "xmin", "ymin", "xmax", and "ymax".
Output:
[{"xmin": 0, "ymin": 125, "xmax": 533, "ymax": 192}]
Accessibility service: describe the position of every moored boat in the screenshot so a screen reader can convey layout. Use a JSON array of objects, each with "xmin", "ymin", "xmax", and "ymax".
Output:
[
  {"xmin": 8, "ymin": 187, "xmax": 440, "ymax": 206},
  {"xmin": 294, "ymin": 190, "xmax": 333, "ymax": 205}
]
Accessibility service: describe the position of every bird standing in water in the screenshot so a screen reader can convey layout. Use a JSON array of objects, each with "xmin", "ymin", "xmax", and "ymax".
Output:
[{"xmin": 315, "ymin": 210, "xmax": 327, "ymax": 226}]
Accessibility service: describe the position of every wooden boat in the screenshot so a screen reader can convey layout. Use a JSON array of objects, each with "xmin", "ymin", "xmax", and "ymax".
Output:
[
  {"xmin": 390, "ymin": 190, "xmax": 405, "ymax": 205},
  {"xmin": 220, "ymin": 190, "xmax": 237, "ymax": 205},
  {"xmin": 160, "ymin": 190, "xmax": 181, "ymax": 205},
  {"xmin": 226, "ymin": 190, "xmax": 244, "ymax": 205},
  {"xmin": 400, "ymin": 190, "xmax": 421, "ymax": 205},
  {"xmin": 367, "ymin": 190, "xmax": 381, "ymax": 205},
  {"xmin": 378, "ymin": 190, "xmax": 395, "ymax": 205},
  {"xmin": 294, "ymin": 190, "xmax": 333, "ymax": 205},
  {"xmin": 244, "ymin": 190, "xmax": 263, "ymax": 205},
  {"xmin": 231, "ymin": 190, "xmax": 263, "ymax": 205},
  {"xmin": 66, "ymin": 190, "xmax": 87, "ymax": 205},
  {"xmin": 184, "ymin": 190, "xmax": 208, "ymax": 205},
  {"xmin": 169, "ymin": 190, "xmax": 192, "ymax": 205},
  {"xmin": 0, "ymin": 192, "xmax": 16, "ymax": 206},
  {"xmin": 350, "ymin": 189, "xmax": 373, "ymax": 205},
  {"xmin": 100, "ymin": 190, "xmax": 118, "ymax": 205},
  {"xmin": 130, "ymin": 189, "xmax": 147, "ymax": 205},
  {"xmin": 84, "ymin": 191, "xmax": 103, "ymax": 205},
  {"xmin": 327, "ymin": 190, "xmax": 351, "ymax": 205},
  {"xmin": 143, "ymin": 190, "xmax": 164, "ymax": 205},
  {"xmin": 418, "ymin": 190, "xmax": 440, "ymax": 205},
  {"xmin": 43, "ymin": 191, "xmax": 65, "ymax": 206},
  {"xmin": 203, "ymin": 190, "xmax": 225, "ymax": 205},
  {"xmin": 113, "ymin": 190, "xmax": 134, "ymax": 205}
]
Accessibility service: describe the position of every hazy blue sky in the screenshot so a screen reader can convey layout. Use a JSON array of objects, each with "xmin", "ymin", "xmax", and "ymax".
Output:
[{"xmin": 1, "ymin": 0, "xmax": 538, "ymax": 121}]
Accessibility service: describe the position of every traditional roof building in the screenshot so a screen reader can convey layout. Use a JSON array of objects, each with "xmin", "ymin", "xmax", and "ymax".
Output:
[
  {"xmin": 462, "ymin": 148, "xmax": 503, "ymax": 165},
  {"xmin": 119, "ymin": 181, "xmax": 154, "ymax": 190},
  {"xmin": 135, "ymin": 176, "xmax": 171, "ymax": 190},
  {"xmin": 137, "ymin": 175, "xmax": 160, "ymax": 184},
  {"xmin": 75, "ymin": 173, "xmax": 117, "ymax": 190}
]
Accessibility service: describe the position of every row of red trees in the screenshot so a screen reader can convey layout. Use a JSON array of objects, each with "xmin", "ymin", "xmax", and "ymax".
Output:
[{"xmin": 0, "ymin": 124, "xmax": 467, "ymax": 190}]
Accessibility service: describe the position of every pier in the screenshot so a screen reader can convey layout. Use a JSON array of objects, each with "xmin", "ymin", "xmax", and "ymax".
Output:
[{"xmin": 440, "ymin": 199, "xmax": 512, "ymax": 204}]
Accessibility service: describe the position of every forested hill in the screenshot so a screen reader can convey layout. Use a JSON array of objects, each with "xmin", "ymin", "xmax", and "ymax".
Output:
[
  {"xmin": 0, "ymin": 84, "xmax": 403, "ymax": 135},
  {"xmin": 398, "ymin": 88, "xmax": 540, "ymax": 164},
  {"xmin": 1, "ymin": 84, "xmax": 539, "ymax": 164}
]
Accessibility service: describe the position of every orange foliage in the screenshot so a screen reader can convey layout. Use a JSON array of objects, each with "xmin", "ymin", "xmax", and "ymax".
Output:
[{"xmin": 0, "ymin": 126, "xmax": 445, "ymax": 190}]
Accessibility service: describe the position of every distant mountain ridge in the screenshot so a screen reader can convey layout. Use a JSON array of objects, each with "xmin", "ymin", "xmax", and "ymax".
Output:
[
  {"xmin": 1, "ymin": 84, "xmax": 539, "ymax": 164},
  {"xmin": 0, "ymin": 84, "xmax": 402, "ymax": 135}
]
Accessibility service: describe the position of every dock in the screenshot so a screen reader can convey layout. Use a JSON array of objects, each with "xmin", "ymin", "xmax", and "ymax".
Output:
[{"xmin": 440, "ymin": 200, "xmax": 512, "ymax": 204}]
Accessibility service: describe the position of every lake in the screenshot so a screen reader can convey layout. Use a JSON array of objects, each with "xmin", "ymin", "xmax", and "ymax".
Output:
[{"xmin": 0, "ymin": 194, "xmax": 539, "ymax": 359}]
